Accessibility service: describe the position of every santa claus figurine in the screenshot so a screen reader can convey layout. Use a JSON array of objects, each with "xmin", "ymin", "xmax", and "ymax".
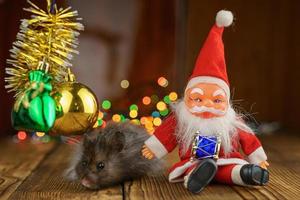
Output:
[{"xmin": 142, "ymin": 10, "xmax": 269, "ymax": 194}]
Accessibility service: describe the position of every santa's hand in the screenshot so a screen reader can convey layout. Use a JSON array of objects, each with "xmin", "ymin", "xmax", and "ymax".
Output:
[
  {"xmin": 142, "ymin": 145, "xmax": 155, "ymax": 159},
  {"xmin": 259, "ymin": 161, "xmax": 269, "ymax": 169}
]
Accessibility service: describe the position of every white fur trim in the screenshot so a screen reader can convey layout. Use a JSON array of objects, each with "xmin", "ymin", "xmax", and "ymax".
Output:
[
  {"xmin": 144, "ymin": 135, "xmax": 168, "ymax": 159},
  {"xmin": 183, "ymin": 170, "xmax": 194, "ymax": 188},
  {"xmin": 185, "ymin": 76, "xmax": 230, "ymax": 101},
  {"xmin": 231, "ymin": 165, "xmax": 246, "ymax": 186},
  {"xmin": 213, "ymin": 89, "xmax": 226, "ymax": 97},
  {"xmin": 216, "ymin": 10, "xmax": 233, "ymax": 27},
  {"xmin": 247, "ymin": 147, "xmax": 267, "ymax": 165},
  {"xmin": 169, "ymin": 160, "xmax": 199, "ymax": 183},
  {"xmin": 191, "ymin": 88, "xmax": 204, "ymax": 95},
  {"xmin": 216, "ymin": 158, "xmax": 249, "ymax": 166}
]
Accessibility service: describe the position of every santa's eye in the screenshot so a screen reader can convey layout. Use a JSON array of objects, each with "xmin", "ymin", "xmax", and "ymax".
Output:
[
  {"xmin": 96, "ymin": 162, "xmax": 105, "ymax": 170},
  {"xmin": 214, "ymin": 99, "xmax": 222, "ymax": 103},
  {"xmin": 191, "ymin": 97, "xmax": 202, "ymax": 102}
]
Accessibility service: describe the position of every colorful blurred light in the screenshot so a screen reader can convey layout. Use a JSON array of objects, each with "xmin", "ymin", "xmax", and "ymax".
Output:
[
  {"xmin": 156, "ymin": 101, "xmax": 167, "ymax": 111},
  {"xmin": 120, "ymin": 80, "xmax": 130, "ymax": 89},
  {"xmin": 17, "ymin": 131, "xmax": 27, "ymax": 140},
  {"xmin": 163, "ymin": 95, "xmax": 171, "ymax": 104},
  {"xmin": 169, "ymin": 92, "xmax": 178, "ymax": 101},
  {"xmin": 129, "ymin": 104, "xmax": 138, "ymax": 111},
  {"xmin": 151, "ymin": 111, "xmax": 160, "ymax": 118},
  {"xmin": 98, "ymin": 111, "xmax": 104, "ymax": 119},
  {"xmin": 129, "ymin": 110, "xmax": 138, "ymax": 118},
  {"xmin": 157, "ymin": 77, "xmax": 168, "ymax": 87},
  {"xmin": 131, "ymin": 119, "xmax": 141, "ymax": 125},
  {"xmin": 145, "ymin": 122, "xmax": 154, "ymax": 131},
  {"xmin": 120, "ymin": 114, "xmax": 126, "ymax": 122},
  {"xmin": 151, "ymin": 95, "xmax": 159, "ymax": 103},
  {"xmin": 101, "ymin": 120, "xmax": 107, "ymax": 128},
  {"xmin": 153, "ymin": 117, "xmax": 162, "ymax": 126},
  {"xmin": 102, "ymin": 100, "xmax": 111, "ymax": 110},
  {"xmin": 160, "ymin": 108, "xmax": 169, "ymax": 116},
  {"xmin": 112, "ymin": 114, "xmax": 121, "ymax": 122},
  {"xmin": 142, "ymin": 96, "xmax": 151, "ymax": 105},
  {"xmin": 140, "ymin": 117, "xmax": 148, "ymax": 125},
  {"xmin": 98, "ymin": 119, "xmax": 103, "ymax": 126},
  {"xmin": 36, "ymin": 132, "xmax": 45, "ymax": 137}
]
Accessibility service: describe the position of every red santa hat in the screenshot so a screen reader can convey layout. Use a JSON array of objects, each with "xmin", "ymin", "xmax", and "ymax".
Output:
[{"xmin": 186, "ymin": 10, "xmax": 233, "ymax": 100}]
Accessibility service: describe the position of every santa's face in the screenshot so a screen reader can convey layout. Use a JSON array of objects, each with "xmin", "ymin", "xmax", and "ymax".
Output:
[{"xmin": 184, "ymin": 83, "xmax": 228, "ymax": 119}]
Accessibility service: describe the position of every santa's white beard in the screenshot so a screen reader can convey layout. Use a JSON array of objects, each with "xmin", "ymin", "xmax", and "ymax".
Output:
[{"xmin": 172, "ymin": 100, "xmax": 254, "ymax": 155}]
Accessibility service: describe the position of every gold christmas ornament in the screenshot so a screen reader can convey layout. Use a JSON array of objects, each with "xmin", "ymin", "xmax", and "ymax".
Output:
[
  {"xmin": 5, "ymin": 0, "xmax": 84, "ymax": 97},
  {"xmin": 50, "ymin": 70, "xmax": 99, "ymax": 136}
]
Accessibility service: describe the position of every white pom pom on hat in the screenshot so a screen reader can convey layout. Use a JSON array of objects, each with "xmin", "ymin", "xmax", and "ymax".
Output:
[{"xmin": 215, "ymin": 10, "xmax": 233, "ymax": 27}]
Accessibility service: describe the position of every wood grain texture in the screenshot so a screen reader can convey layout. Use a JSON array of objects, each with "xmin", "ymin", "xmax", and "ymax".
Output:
[
  {"xmin": 124, "ymin": 175, "xmax": 243, "ymax": 200},
  {"xmin": 7, "ymin": 143, "xmax": 122, "ymax": 200},
  {"xmin": 0, "ymin": 140, "xmax": 55, "ymax": 200},
  {"xmin": 2, "ymin": 133, "xmax": 300, "ymax": 199}
]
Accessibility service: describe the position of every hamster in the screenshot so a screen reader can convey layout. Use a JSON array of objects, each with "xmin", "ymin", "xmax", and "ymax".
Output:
[{"xmin": 65, "ymin": 121, "xmax": 164, "ymax": 189}]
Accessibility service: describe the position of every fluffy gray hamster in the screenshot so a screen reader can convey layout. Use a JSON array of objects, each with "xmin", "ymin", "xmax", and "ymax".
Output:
[{"xmin": 65, "ymin": 121, "xmax": 164, "ymax": 189}]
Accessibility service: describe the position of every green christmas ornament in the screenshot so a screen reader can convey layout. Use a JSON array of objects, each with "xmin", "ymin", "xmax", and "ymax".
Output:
[{"xmin": 12, "ymin": 63, "xmax": 56, "ymax": 132}]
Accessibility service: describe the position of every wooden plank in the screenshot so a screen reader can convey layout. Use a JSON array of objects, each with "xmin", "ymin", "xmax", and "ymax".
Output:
[
  {"xmin": 124, "ymin": 174, "xmax": 243, "ymax": 200},
  {"xmin": 0, "ymin": 139, "xmax": 55, "ymax": 200},
  {"xmin": 8, "ymin": 144, "xmax": 123, "ymax": 200}
]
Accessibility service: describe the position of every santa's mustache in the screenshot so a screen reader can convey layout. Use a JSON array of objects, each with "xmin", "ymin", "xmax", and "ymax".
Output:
[{"xmin": 189, "ymin": 106, "xmax": 226, "ymax": 115}]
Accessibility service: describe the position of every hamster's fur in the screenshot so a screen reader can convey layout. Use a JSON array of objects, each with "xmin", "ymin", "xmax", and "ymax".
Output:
[{"xmin": 65, "ymin": 121, "xmax": 164, "ymax": 189}]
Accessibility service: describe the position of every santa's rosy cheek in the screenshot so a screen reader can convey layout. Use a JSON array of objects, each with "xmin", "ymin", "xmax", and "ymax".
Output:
[{"xmin": 213, "ymin": 103, "xmax": 227, "ymax": 112}]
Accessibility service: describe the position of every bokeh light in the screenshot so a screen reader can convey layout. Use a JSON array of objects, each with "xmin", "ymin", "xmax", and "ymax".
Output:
[
  {"xmin": 129, "ymin": 104, "xmax": 138, "ymax": 111},
  {"xmin": 142, "ymin": 96, "xmax": 151, "ymax": 105},
  {"xmin": 151, "ymin": 95, "xmax": 159, "ymax": 103},
  {"xmin": 157, "ymin": 77, "xmax": 168, "ymax": 87},
  {"xmin": 98, "ymin": 119, "xmax": 103, "ymax": 126},
  {"xmin": 163, "ymin": 95, "xmax": 171, "ymax": 104},
  {"xmin": 151, "ymin": 111, "xmax": 160, "ymax": 118},
  {"xmin": 120, "ymin": 114, "xmax": 126, "ymax": 122},
  {"xmin": 17, "ymin": 131, "xmax": 27, "ymax": 140},
  {"xmin": 112, "ymin": 114, "xmax": 121, "ymax": 122},
  {"xmin": 169, "ymin": 92, "xmax": 178, "ymax": 101},
  {"xmin": 160, "ymin": 108, "xmax": 169, "ymax": 116},
  {"xmin": 102, "ymin": 100, "xmax": 111, "ymax": 110},
  {"xmin": 36, "ymin": 132, "xmax": 45, "ymax": 137},
  {"xmin": 98, "ymin": 111, "xmax": 104, "ymax": 119},
  {"xmin": 131, "ymin": 119, "xmax": 141, "ymax": 125},
  {"xmin": 140, "ymin": 116, "xmax": 148, "ymax": 125},
  {"xmin": 153, "ymin": 117, "xmax": 162, "ymax": 126},
  {"xmin": 120, "ymin": 80, "xmax": 130, "ymax": 89},
  {"xmin": 129, "ymin": 110, "xmax": 138, "ymax": 118},
  {"xmin": 156, "ymin": 101, "xmax": 167, "ymax": 111}
]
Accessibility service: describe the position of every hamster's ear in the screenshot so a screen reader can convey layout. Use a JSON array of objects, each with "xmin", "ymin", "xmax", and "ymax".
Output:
[
  {"xmin": 110, "ymin": 131, "xmax": 125, "ymax": 152},
  {"xmin": 85, "ymin": 127, "xmax": 102, "ymax": 142}
]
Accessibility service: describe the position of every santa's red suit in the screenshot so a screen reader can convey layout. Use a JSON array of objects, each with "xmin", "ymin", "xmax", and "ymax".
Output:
[{"xmin": 144, "ymin": 113, "xmax": 267, "ymax": 184}]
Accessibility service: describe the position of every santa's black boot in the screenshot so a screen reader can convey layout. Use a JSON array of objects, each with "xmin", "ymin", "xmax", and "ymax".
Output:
[
  {"xmin": 187, "ymin": 159, "xmax": 217, "ymax": 194},
  {"xmin": 240, "ymin": 164, "xmax": 269, "ymax": 185}
]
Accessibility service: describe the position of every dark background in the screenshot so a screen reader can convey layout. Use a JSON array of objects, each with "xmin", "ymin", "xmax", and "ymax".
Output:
[{"xmin": 0, "ymin": 0, "xmax": 299, "ymax": 135}]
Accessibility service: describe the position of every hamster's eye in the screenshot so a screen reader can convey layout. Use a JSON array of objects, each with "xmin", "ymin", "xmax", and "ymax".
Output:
[
  {"xmin": 81, "ymin": 161, "xmax": 88, "ymax": 167},
  {"xmin": 96, "ymin": 162, "xmax": 105, "ymax": 170}
]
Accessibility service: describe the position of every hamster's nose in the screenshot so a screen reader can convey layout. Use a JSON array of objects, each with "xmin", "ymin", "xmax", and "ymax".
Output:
[{"xmin": 81, "ymin": 177, "xmax": 93, "ymax": 188}]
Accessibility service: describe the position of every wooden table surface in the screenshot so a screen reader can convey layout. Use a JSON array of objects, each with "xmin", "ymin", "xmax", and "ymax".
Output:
[{"xmin": 0, "ymin": 132, "xmax": 300, "ymax": 200}]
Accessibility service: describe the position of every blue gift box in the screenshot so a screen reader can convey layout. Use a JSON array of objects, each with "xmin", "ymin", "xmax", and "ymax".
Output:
[{"xmin": 191, "ymin": 133, "xmax": 221, "ymax": 160}]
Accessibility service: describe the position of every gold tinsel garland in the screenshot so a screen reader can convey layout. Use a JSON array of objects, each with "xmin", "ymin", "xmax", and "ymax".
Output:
[{"xmin": 5, "ymin": 0, "xmax": 84, "ymax": 97}]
